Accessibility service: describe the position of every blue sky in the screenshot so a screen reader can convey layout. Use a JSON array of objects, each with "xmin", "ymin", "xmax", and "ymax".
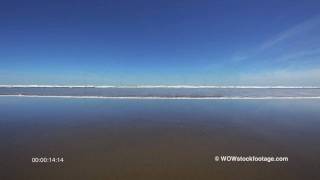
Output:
[{"xmin": 1, "ymin": 0, "xmax": 320, "ymax": 85}]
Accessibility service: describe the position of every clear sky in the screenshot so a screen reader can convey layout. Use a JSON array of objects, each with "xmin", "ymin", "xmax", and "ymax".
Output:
[{"xmin": 1, "ymin": 0, "xmax": 320, "ymax": 85}]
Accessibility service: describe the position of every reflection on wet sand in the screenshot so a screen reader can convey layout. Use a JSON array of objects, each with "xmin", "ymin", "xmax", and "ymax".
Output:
[{"xmin": 1, "ymin": 97, "xmax": 320, "ymax": 180}]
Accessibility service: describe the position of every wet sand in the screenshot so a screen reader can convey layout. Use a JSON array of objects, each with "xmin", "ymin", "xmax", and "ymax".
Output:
[{"xmin": 1, "ymin": 97, "xmax": 320, "ymax": 179}]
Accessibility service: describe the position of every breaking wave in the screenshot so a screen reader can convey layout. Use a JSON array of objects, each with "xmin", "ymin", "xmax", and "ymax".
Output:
[{"xmin": 0, "ymin": 85, "xmax": 320, "ymax": 89}]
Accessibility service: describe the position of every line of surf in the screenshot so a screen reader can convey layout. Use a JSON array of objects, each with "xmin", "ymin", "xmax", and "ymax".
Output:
[
  {"xmin": 1, "ymin": 95, "xmax": 320, "ymax": 100},
  {"xmin": 0, "ymin": 85, "xmax": 320, "ymax": 89}
]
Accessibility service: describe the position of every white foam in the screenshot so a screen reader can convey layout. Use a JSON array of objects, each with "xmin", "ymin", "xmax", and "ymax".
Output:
[{"xmin": 1, "ymin": 95, "xmax": 320, "ymax": 100}]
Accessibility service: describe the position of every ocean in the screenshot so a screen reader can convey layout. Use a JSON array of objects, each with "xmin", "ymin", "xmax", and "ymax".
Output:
[{"xmin": 1, "ymin": 86, "xmax": 320, "ymax": 98}]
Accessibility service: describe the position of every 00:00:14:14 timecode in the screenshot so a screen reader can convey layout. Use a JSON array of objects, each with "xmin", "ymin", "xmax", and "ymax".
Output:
[{"xmin": 32, "ymin": 157, "xmax": 64, "ymax": 163}]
